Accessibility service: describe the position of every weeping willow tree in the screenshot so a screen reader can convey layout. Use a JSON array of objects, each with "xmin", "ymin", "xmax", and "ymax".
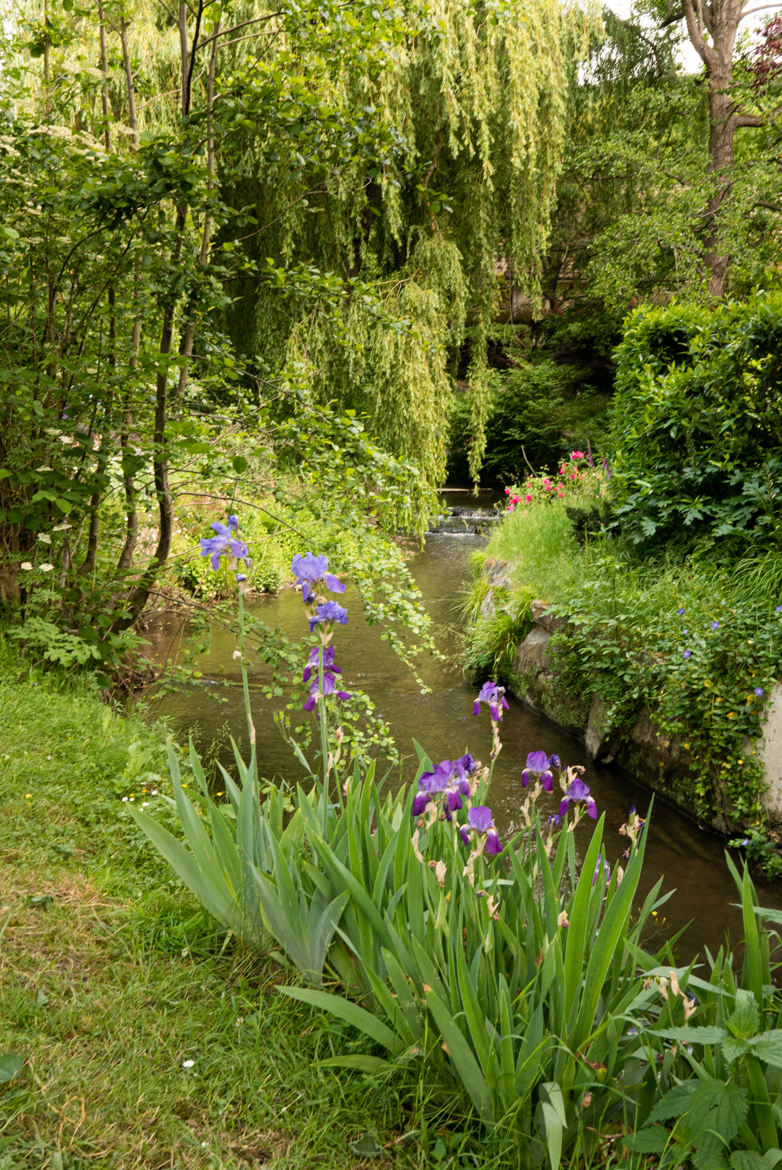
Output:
[{"xmin": 213, "ymin": 0, "xmax": 595, "ymax": 485}]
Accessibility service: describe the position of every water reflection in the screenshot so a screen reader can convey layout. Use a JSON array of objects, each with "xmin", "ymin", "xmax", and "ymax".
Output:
[{"xmin": 148, "ymin": 527, "xmax": 782, "ymax": 961}]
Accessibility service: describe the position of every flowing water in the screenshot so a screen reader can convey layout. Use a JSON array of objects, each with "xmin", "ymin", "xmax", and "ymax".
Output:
[{"xmin": 149, "ymin": 507, "xmax": 782, "ymax": 960}]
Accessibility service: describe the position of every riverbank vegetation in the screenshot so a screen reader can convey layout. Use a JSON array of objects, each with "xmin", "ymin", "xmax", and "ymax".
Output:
[{"xmin": 467, "ymin": 294, "xmax": 782, "ymax": 858}]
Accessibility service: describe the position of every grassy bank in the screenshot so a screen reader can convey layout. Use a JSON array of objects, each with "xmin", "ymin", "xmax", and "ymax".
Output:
[{"xmin": 0, "ymin": 647, "xmax": 470, "ymax": 1170}]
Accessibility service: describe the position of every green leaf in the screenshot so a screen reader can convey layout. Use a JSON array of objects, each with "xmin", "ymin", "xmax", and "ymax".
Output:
[
  {"xmin": 231, "ymin": 455, "xmax": 248, "ymax": 473},
  {"xmin": 423, "ymin": 986, "xmax": 493, "ymax": 1124},
  {"xmin": 648, "ymin": 1081, "xmax": 698, "ymax": 1124},
  {"xmin": 731, "ymin": 1151, "xmax": 782, "ymax": 1170},
  {"xmin": 348, "ymin": 1133, "xmax": 384, "ymax": 1157},
  {"xmin": 539, "ymin": 1081, "xmax": 567, "ymax": 1170},
  {"xmin": 627, "ymin": 1126, "xmax": 669, "ymax": 1154},
  {"xmin": 0, "ymin": 1054, "xmax": 24, "ymax": 1083},
  {"xmin": 319, "ymin": 1054, "xmax": 392, "ymax": 1075},
  {"xmin": 278, "ymin": 985, "xmax": 399, "ymax": 1053},
  {"xmin": 729, "ymin": 989, "xmax": 760, "ymax": 1040},
  {"xmin": 748, "ymin": 1031, "xmax": 782, "ymax": 1069},
  {"xmin": 650, "ymin": 1026, "xmax": 727, "ymax": 1045}
]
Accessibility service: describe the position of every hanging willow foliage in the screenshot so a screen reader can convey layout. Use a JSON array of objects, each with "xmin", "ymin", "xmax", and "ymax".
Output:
[
  {"xmin": 7, "ymin": 0, "xmax": 595, "ymax": 489},
  {"xmin": 215, "ymin": 0, "xmax": 595, "ymax": 486}
]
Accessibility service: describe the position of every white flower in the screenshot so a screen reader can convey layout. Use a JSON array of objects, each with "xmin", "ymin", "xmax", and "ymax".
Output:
[
  {"xmin": 182, "ymin": 1059, "xmax": 195, "ymax": 1069},
  {"xmin": 36, "ymin": 465, "xmax": 53, "ymax": 472},
  {"xmin": 51, "ymin": 522, "xmax": 71, "ymax": 532},
  {"xmin": 37, "ymin": 533, "xmax": 52, "ymax": 544},
  {"xmin": 20, "ymin": 562, "xmax": 33, "ymax": 571},
  {"xmin": 39, "ymin": 563, "xmax": 54, "ymax": 572}
]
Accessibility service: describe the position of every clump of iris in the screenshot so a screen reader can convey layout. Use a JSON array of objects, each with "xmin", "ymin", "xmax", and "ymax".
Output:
[
  {"xmin": 412, "ymin": 755, "xmax": 476, "ymax": 820},
  {"xmin": 411, "ymin": 681, "xmax": 508, "ymax": 858},
  {"xmin": 519, "ymin": 750, "xmax": 600, "ymax": 829},
  {"xmin": 292, "ymin": 552, "xmax": 347, "ymax": 640}
]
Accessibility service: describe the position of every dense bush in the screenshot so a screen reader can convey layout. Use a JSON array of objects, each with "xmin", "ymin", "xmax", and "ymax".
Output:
[{"xmin": 609, "ymin": 294, "xmax": 782, "ymax": 552}]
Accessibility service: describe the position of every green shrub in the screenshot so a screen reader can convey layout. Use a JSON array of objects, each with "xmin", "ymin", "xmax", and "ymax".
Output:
[{"xmin": 609, "ymin": 294, "xmax": 782, "ymax": 553}]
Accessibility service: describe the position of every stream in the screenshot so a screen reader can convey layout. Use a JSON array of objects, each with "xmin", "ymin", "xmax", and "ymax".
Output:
[{"xmin": 148, "ymin": 501, "xmax": 782, "ymax": 961}]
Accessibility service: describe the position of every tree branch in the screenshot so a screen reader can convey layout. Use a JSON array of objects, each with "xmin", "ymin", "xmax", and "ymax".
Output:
[
  {"xmin": 735, "ymin": 103, "xmax": 782, "ymax": 125},
  {"xmin": 195, "ymin": 11, "xmax": 283, "ymax": 51}
]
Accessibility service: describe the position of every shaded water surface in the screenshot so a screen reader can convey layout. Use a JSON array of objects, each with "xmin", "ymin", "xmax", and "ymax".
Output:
[{"xmin": 150, "ymin": 518, "xmax": 782, "ymax": 960}]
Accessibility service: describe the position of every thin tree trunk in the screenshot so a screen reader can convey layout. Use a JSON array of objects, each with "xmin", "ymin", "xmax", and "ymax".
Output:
[
  {"xmin": 116, "ymin": 16, "xmax": 141, "ymax": 574},
  {"xmin": 681, "ymin": 0, "xmax": 743, "ymax": 298},
  {"xmin": 116, "ymin": 0, "xmax": 205, "ymax": 627},
  {"xmin": 176, "ymin": 21, "xmax": 220, "ymax": 402},
  {"xmin": 79, "ymin": 1, "xmax": 115, "ymax": 580},
  {"xmin": 704, "ymin": 71, "xmax": 736, "ymax": 298}
]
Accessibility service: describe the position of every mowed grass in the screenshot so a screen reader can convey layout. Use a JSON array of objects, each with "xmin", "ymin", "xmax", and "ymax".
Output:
[{"xmin": 0, "ymin": 648, "xmax": 436, "ymax": 1170}]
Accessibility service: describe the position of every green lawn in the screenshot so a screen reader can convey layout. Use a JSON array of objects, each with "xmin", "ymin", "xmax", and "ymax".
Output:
[{"xmin": 0, "ymin": 650, "xmax": 432, "ymax": 1170}]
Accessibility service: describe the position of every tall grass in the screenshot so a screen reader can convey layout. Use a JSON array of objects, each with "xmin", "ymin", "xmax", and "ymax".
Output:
[{"xmin": 485, "ymin": 501, "xmax": 583, "ymax": 602}]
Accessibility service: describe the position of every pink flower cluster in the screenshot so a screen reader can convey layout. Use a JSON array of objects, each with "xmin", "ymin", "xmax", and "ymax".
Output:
[{"xmin": 503, "ymin": 451, "xmax": 605, "ymax": 514}]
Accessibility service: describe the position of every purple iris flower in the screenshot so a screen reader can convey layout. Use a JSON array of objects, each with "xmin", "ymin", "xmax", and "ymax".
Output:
[
  {"xmin": 473, "ymin": 681, "xmax": 510, "ymax": 722},
  {"xmin": 444, "ymin": 755, "xmax": 477, "ymax": 815},
  {"xmin": 302, "ymin": 645, "xmax": 335, "ymax": 682},
  {"xmin": 413, "ymin": 760, "xmax": 471, "ymax": 817},
  {"xmin": 559, "ymin": 777, "xmax": 598, "ymax": 820},
  {"xmin": 547, "ymin": 813, "xmax": 562, "ymax": 829},
  {"xmin": 520, "ymin": 749, "xmax": 555, "ymax": 791},
  {"xmin": 303, "ymin": 671, "xmax": 350, "ymax": 710},
  {"xmin": 301, "ymin": 646, "xmax": 350, "ymax": 710},
  {"xmin": 459, "ymin": 805, "xmax": 503, "ymax": 854},
  {"xmin": 453, "ymin": 753, "xmax": 475, "ymax": 777},
  {"xmin": 308, "ymin": 600, "xmax": 348, "ymax": 632},
  {"xmin": 412, "ymin": 772, "xmax": 445, "ymax": 816},
  {"xmin": 199, "ymin": 516, "xmax": 251, "ymax": 572},
  {"xmin": 291, "ymin": 552, "xmax": 346, "ymax": 603}
]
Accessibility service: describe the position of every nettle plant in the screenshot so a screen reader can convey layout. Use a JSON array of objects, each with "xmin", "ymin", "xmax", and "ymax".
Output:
[{"xmin": 132, "ymin": 517, "xmax": 782, "ymax": 1164}]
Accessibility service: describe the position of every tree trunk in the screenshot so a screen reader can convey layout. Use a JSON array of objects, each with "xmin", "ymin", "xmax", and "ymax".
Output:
[
  {"xmin": 704, "ymin": 71, "xmax": 735, "ymax": 298},
  {"xmin": 680, "ymin": 0, "xmax": 744, "ymax": 298}
]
